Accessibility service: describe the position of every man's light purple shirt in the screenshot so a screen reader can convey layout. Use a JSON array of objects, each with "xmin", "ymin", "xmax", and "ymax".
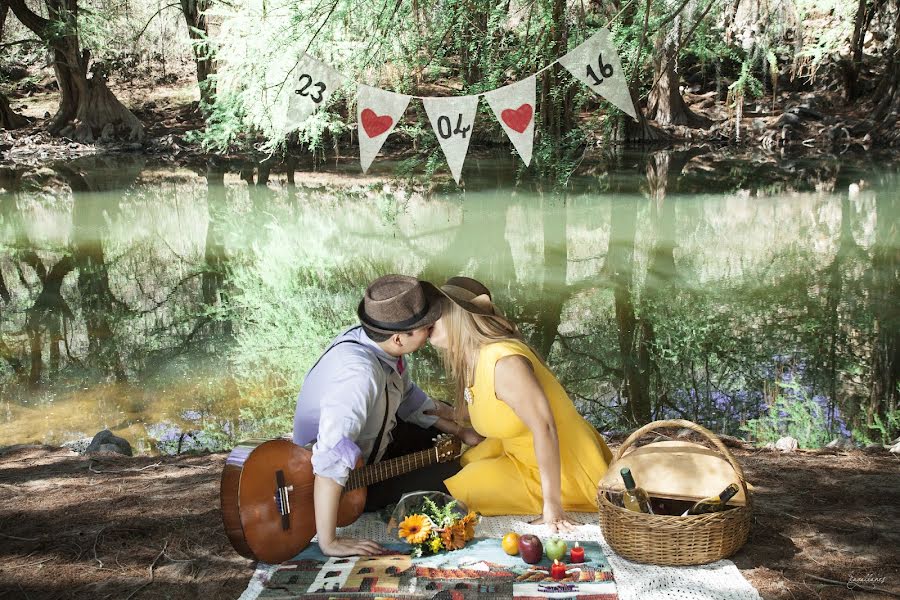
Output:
[{"xmin": 293, "ymin": 326, "xmax": 439, "ymax": 486}]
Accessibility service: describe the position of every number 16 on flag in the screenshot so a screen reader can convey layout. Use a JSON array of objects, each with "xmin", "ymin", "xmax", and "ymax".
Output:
[
  {"xmin": 559, "ymin": 28, "xmax": 637, "ymax": 120},
  {"xmin": 586, "ymin": 54, "xmax": 614, "ymax": 86}
]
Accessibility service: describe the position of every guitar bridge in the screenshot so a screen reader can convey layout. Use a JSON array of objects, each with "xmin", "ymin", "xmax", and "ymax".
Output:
[{"xmin": 274, "ymin": 470, "xmax": 294, "ymax": 530}]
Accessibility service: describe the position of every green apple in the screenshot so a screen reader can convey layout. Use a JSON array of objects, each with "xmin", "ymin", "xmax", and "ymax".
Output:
[{"xmin": 545, "ymin": 538, "xmax": 567, "ymax": 561}]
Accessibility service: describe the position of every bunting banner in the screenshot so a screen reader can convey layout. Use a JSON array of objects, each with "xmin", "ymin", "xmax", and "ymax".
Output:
[
  {"xmin": 285, "ymin": 54, "xmax": 348, "ymax": 131},
  {"xmin": 558, "ymin": 28, "xmax": 636, "ymax": 120},
  {"xmin": 484, "ymin": 76, "xmax": 536, "ymax": 166},
  {"xmin": 421, "ymin": 95, "xmax": 480, "ymax": 184},
  {"xmin": 357, "ymin": 85, "xmax": 411, "ymax": 173},
  {"xmin": 276, "ymin": 29, "xmax": 636, "ymax": 183}
]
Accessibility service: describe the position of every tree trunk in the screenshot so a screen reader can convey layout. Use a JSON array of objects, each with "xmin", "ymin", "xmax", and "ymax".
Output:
[
  {"xmin": 0, "ymin": 3, "xmax": 7, "ymax": 38},
  {"xmin": 866, "ymin": 191, "xmax": 900, "ymax": 441},
  {"xmin": 645, "ymin": 153, "xmax": 678, "ymax": 288},
  {"xmin": 610, "ymin": 198, "xmax": 653, "ymax": 426},
  {"xmin": 533, "ymin": 204, "xmax": 567, "ymax": 360},
  {"xmin": 0, "ymin": 5, "xmax": 28, "ymax": 130},
  {"xmin": 180, "ymin": 0, "xmax": 216, "ymax": 108},
  {"xmin": 872, "ymin": 6, "xmax": 900, "ymax": 145},
  {"xmin": 843, "ymin": 0, "xmax": 868, "ymax": 101},
  {"xmin": 56, "ymin": 164, "xmax": 128, "ymax": 382},
  {"xmin": 606, "ymin": 0, "xmax": 667, "ymax": 143},
  {"xmin": 616, "ymin": 100, "xmax": 669, "ymax": 143},
  {"xmin": 0, "ymin": 264, "xmax": 8, "ymax": 303},
  {"xmin": 203, "ymin": 165, "xmax": 232, "ymax": 336},
  {"xmin": 24, "ymin": 255, "xmax": 75, "ymax": 386},
  {"xmin": 4, "ymin": 0, "xmax": 144, "ymax": 143},
  {"xmin": 647, "ymin": 29, "xmax": 712, "ymax": 128},
  {"xmin": 539, "ymin": 0, "xmax": 575, "ymax": 145},
  {"xmin": 0, "ymin": 92, "xmax": 28, "ymax": 129},
  {"xmin": 457, "ymin": 0, "xmax": 487, "ymax": 86}
]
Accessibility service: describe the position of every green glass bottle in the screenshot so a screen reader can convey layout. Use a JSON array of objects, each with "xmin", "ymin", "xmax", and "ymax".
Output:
[
  {"xmin": 683, "ymin": 483, "xmax": 740, "ymax": 515},
  {"xmin": 620, "ymin": 467, "xmax": 654, "ymax": 514}
]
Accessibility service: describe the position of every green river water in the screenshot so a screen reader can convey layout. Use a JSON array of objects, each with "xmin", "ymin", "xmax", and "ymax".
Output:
[{"xmin": 1, "ymin": 151, "xmax": 897, "ymax": 452}]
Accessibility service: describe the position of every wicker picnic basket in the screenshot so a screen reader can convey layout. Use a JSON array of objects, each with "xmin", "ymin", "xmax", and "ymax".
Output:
[{"xmin": 597, "ymin": 419, "xmax": 752, "ymax": 566}]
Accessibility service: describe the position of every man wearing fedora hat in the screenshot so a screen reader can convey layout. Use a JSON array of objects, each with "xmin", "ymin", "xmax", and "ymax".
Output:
[{"xmin": 293, "ymin": 274, "xmax": 483, "ymax": 557}]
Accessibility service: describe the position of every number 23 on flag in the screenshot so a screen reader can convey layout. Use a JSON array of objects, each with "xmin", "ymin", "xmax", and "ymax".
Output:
[{"xmin": 294, "ymin": 73, "xmax": 326, "ymax": 103}]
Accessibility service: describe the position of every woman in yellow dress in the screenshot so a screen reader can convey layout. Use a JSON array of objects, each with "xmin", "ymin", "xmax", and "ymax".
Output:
[{"xmin": 429, "ymin": 277, "xmax": 613, "ymax": 532}]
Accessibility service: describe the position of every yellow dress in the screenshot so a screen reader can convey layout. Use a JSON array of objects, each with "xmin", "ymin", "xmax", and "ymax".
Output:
[{"xmin": 444, "ymin": 340, "xmax": 613, "ymax": 515}]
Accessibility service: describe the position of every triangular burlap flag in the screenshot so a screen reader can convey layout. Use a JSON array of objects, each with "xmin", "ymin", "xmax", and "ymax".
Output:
[
  {"xmin": 421, "ymin": 95, "xmax": 479, "ymax": 184},
  {"xmin": 285, "ymin": 54, "xmax": 348, "ymax": 130},
  {"xmin": 357, "ymin": 85, "xmax": 411, "ymax": 173},
  {"xmin": 484, "ymin": 76, "xmax": 536, "ymax": 166},
  {"xmin": 558, "ymin": 28, "xmax": 637, "ymax": 120}
]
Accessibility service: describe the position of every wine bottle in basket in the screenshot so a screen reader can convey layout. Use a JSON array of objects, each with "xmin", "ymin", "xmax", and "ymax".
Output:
[
  {"xmin": 682, "ymin": 483, "xmax": 740, "ymax": 516},
  {"xmin": 620, "ymin": 467, "xmax": 654, "ymax": 514}
]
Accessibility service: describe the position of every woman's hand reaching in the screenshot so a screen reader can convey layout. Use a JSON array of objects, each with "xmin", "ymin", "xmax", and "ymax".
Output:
[
  {"xmin": 458, "ymin": 426, "xmax": 485, "ymax": 447},
  {"xmin": 427, "ymin": 402, "xmax": 483, "ymax": 447},
  {"xmin": 318, "ymin": 536, "xmax": 386, "ymax": 557},
  {"xmin": 530, "ymin": 503, "xmax": 576, "ymax": 533}
]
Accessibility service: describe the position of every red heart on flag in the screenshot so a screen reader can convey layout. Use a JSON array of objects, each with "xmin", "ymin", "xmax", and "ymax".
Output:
[
  {"xmin": 501, "ymin": 104, "xmax": 533, "ymax": 134},
  {"xmin": 361, "ymin": 108, "xmax": 394, "ymax": 138}
]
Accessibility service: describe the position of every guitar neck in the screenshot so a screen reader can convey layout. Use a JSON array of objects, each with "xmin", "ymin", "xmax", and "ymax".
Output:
[{"xmin": 346, "ymin": 446, "xmax": 442, "ymax": 491}]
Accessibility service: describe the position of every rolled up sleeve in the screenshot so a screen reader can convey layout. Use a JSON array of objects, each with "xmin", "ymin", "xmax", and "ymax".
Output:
[{"xmin": 311, "ymin": 360, "xmax": 380, "ymax": 486}]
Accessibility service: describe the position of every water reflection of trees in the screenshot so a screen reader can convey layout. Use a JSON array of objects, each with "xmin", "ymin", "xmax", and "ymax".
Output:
[
  {"xmin": 0, "ymin": 157, "xmax": 232, "ymax": 445},
  {"xmin": 0, "ymin": 154, "xmax": 897, "ymax": 447},
  {"xmin": 544, "ymin": 152, "xmax": 898, "ymax": 442}
]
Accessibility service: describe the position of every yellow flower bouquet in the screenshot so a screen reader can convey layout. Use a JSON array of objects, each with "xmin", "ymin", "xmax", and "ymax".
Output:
[{"xmin": 391, "ymin": 493, "xmax": 479, "ymax": 557}]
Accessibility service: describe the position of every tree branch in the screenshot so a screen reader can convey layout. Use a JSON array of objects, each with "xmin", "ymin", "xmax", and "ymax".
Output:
[
  {"xmin": 2, "ymin": 0, "xmax": 51, "ymax": 39},
  {"xmin": 133, "ymin": 1, "xmax": 180, "ymax": 43},
  {"xmin": 656, "ymin": 0, "xmax": 692, "ymax": 30},
  {"xmin": 632, "ymin": 0, "xmax": 652, "ymax": 79},
  {"xmin": 0, "ymin": 37, "xmax": 42, "ymax": 49},
  {"xmin": 641, "ymin": 0, "xmax": 717, "ymax": 100}
]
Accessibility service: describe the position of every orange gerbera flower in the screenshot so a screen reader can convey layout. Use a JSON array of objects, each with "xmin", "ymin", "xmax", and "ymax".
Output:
[
  {"xmin": 398, "ymin": 514, "xmax": 432, "ymax": 544},
  {"xmin": 440, "ymin": 522, "xmax": 467, "ymax": 550},
  {"xmin": 461, "ymin": 512, "xmax": 478, "ymax": 540}
]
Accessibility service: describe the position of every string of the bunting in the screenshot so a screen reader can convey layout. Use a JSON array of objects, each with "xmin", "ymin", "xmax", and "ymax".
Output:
[{"xmin": 284, "ymin": 28, "xmax": 636, "ymax": 183}]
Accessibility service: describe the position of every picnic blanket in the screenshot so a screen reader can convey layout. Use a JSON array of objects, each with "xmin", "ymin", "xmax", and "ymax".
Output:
[
  {"xmin": 239, "ymin": 512, "xmax": 762, "ymax": 600},
  {"xmin": 248, "ymin": 538, "xmax": 615, "ymax": 599}
]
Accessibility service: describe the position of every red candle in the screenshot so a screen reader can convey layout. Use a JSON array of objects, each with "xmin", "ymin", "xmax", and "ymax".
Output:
[
  {"xmin": 570, "ymin": 542, "xmax": 585, "ymax": 563},
  {"xmin": 550, "ymin": 559, "xmax": 567, "ymax": 580}
]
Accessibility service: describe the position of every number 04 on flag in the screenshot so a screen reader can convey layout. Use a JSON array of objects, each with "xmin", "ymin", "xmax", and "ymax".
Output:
[
  {"xmin": 422, "ymin": 96, "xmax": 479, "ymax": 184},
  {"xmin": 558, "ymin": 28, "xmax": 637, "ymax": 120}
]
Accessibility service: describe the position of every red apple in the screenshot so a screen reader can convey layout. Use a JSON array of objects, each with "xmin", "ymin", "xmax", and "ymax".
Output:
[{"xmin": 518, "ymin": 534, "xmax": 543, "ymax": 564}]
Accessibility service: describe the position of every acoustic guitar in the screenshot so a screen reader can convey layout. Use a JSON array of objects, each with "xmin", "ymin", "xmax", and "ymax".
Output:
[{"xmin": 220, "ymin": 434, "xmax": 462, "ymax": 564}]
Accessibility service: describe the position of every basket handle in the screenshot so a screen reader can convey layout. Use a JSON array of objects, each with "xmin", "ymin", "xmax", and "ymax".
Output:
[{"xmin": 613, "ymin": 419, "xmax": 751, "ymax": 508}]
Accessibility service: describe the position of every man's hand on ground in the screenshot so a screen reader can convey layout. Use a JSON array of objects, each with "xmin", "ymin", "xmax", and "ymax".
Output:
[{"xmin": 318, "ymin": 536, "xmax": 387, "ymax": 557}]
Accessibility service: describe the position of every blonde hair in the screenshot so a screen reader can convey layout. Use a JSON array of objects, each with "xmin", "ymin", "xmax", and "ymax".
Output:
[{"xmin": 436, "ymin": 297, "xmax": 525, "ymax": 417}]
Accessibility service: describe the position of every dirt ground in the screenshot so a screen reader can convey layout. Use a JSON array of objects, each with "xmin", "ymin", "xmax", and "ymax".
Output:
[{"xmin": 1, "ymin": 444, "xmax": 898, "ymax": 600}]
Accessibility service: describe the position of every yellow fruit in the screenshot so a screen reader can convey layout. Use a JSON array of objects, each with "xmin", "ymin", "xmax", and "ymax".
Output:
[{"xmin": 501, "ymin": 532, "xmax": 520, "ymax": 555}]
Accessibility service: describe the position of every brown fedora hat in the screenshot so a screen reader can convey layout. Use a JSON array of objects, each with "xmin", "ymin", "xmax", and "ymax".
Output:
[
  {"xmin": 439, "ymin": 276, "xmax": 496, "ymax": 316},
  {"xmin": 357, "ymin": 274, "xmax": 443, "ymax": 335}
]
